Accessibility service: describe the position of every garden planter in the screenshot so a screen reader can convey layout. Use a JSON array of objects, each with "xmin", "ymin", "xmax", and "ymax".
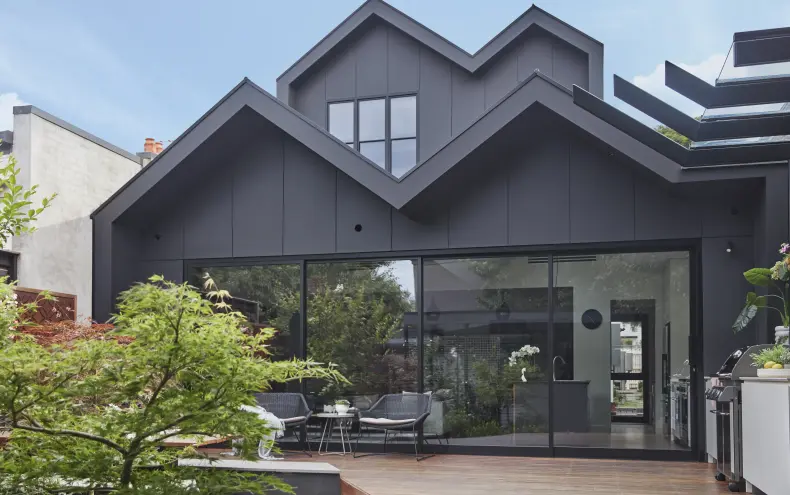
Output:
[
  {"xmin": 335, "ymin": 404, "xmax": 350, "ymax": 414},
  {"xmin": 757, "ymin": 367, "xmax": 790, "ymax": 378},
  {"xmin": 775, "ymin": 326, "xmax": 789, "ymax": 344},
  {"xmin": 323, "ymin": 405, "xmax": 335, "ymax": 413}
]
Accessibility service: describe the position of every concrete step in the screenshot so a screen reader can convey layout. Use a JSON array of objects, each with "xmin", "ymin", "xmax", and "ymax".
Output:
[{"xmin": 178, "ymin": 458, "xmax": 342, "ymax": 495}]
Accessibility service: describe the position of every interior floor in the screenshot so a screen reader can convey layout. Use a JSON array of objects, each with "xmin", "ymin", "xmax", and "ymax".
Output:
[
  {"xmin": 294, "ymin": 423, "xmax": 689, "ymax": 451},
  {"xmin": 444, "ymin": 424, "xmax": 687, "ymax": 450}
]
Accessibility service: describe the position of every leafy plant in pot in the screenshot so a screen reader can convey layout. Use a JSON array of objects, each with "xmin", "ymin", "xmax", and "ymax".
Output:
[
  {"xmin": 334, "ymin": 399, "xmax": 351, "ymax": 415},
  {"xmin": 750, "ymin": 345, "xmax": 790, "ymax": 378},
  {"xmin": 733, "ymin": 243, "xmax": 790, "ymax": 344}
]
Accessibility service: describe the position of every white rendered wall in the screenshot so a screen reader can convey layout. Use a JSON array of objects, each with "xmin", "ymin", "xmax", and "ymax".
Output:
[{"xmin": 11, "ymin": 112, "xmax": 140, "ymax": 318}]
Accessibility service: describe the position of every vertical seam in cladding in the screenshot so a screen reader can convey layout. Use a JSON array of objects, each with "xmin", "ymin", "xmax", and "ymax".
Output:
[
  {"xmin": 181, "ymin": 206, "xmax": 185, "ymax": 260},
  {"xmin": 506, "ymin": 171, "xmax": 511, "ymax": 245},
  {"xmin": 385, "ymin": 26, "xmax": 389, "ymax": 94},
  {"xmin": 334, "ymin": 170, "xmax": 338, "ymax": 253},
  {"xmin": 446, "ymin": 208, "xmax": 450, "ymax": 248},
  {"xmin": 631, "ymin": 170, "xmax": 636, "ymax": 240},
  {"xmin": 449, "ymin": 63, "xmax": 454, "ymax": 137},
  {"xmin": 551, "ymin": 40, "xmax": 556, "ymax": 78},
  {"xmin": 417, "ymin": 43, "xmax": 421, "ymax": 162},
  {"xmin": 389, "ymin": 207, "xmax": 393, "ymax": 251},
  {"xmin": 230, "ymin": 160, "xmax": 234, "ymax": 257},
  {"xmin": 567, "ymin": 137, "xmax": 572, "ymax": 242},
  {"xmin": 281, "ymin": 137, "xmax": 286, "ymax": 256}
]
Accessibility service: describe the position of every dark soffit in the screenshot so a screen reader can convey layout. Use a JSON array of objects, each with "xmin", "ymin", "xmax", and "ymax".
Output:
[
  {"xmin": 733, "ymin": 27, "xmax": 790, "ymax": 42},
  {"xmin": 275, "ymin": 0, "xmax": 604, "ymax": 101},
  {"xmin": 665, "ymin": 61, "xmax": 790, "ymax": 108},
  {"xmin": 733, "ymin": 36, "xmax": 790, "ymax": 67},
  {"xmin": 613, "ymin": 75, "xmax": 790, "ymax": 141},
  {"xmin": 574, "ymin": 85, "xmax": 790, "ymax": 167}
]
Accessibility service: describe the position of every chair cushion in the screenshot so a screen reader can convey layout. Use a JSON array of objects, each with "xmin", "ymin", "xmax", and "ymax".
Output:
[
  {"xmin": 360, "ymin": 417, "xmax": 415, "ymax": 426},
  {"xmin": 282, "ymin": 416, "xmax": 307, "ymax": 424}
]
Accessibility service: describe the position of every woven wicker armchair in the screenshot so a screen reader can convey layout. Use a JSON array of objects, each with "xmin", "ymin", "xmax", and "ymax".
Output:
[
  {"xmin": 254, "ymin": 392, "xmax": 313, "ymax": 456},
  {"xmin": 354, "ymin": 392, "xmax": 433, "ymax": 461}
]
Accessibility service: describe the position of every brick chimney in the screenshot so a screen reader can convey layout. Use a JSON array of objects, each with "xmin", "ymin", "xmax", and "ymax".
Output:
[{"xmin": 137, "ymin": 137, "xmax": 161, "ymax": 167}]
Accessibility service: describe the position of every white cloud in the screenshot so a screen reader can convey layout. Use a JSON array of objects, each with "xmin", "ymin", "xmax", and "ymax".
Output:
[
  {"xmin": 0, "ymin": 92, "xmax": 25, "ymax": 131},
  {"xmin": 0, "ymin": 6, "xmax": 150, "ymax": 146},
  {"xmin": 623, "ymin": 53, "xmax": 727, "ymax": 123}
]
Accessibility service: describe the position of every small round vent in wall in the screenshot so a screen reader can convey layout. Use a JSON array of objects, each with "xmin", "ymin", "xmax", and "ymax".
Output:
[{"xmin": 581, "ymin": 309, "xmax": 603, "ymax": 330}]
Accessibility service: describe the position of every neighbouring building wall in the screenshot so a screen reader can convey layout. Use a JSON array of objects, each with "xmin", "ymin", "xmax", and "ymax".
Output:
[
  {"xmin": 290, "ymin": 22, "xmax": 590, "ymax": 160},
  {"xmin": 12, "ymin": 109, "xmax": 141, "ymax": 318}
]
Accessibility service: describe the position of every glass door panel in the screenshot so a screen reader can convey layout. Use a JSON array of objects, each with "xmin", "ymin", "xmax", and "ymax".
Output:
[
  {"xmin": 305, "ymin": 259, "xmax": 419, "ymax": 447},
  {"xmin": 422, "ymin": 256, "xmax": 550, "ymax": 448},
  {"xmin": 551, "ymin": 252, "xmax": 692, "ymax": 450}
]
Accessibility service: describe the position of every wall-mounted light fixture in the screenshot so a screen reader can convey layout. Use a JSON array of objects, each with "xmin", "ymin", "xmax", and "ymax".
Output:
[{"xmin": 726, "ymin": 242, "xmax": 734, "ymax": 254}]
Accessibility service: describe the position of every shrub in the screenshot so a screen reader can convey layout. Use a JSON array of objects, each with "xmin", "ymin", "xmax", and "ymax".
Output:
[{"xmin": 0, "ymin": 276, "xmax": 345, "ymax": 494}]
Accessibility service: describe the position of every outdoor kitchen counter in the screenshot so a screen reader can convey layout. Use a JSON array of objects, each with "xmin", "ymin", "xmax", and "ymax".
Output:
[{"xmin": 740, "ymin": 377, "xmax": 790, "ymax": 495}]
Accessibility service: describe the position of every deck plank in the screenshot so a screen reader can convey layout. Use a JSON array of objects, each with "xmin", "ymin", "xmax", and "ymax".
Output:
[{"xmin": 307, "ymin": 455, "xmax": 730, "ymax": 495}]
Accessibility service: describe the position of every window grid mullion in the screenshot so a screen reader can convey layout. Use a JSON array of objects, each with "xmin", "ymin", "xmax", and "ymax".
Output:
[
  {"xmin": 385, "ymin": 96, "xmax": 392, "ymax": 173},
  {"xmin": 354, "ymin": 99, "xmax": 360, "ymax": 152}
]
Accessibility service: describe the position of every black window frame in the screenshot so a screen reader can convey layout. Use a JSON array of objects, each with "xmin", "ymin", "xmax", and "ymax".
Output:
[{"xmin": 327, "ymin": 93, "xmax": 418, "ymax": 176}]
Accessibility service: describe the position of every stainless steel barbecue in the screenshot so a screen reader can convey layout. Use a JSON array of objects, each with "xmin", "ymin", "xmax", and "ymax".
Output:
[{"xmin": 705, "ymin": 344, "xmax": 771, "ymax": 493}]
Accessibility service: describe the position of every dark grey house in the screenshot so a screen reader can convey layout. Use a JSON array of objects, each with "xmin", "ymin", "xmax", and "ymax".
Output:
[{"xmin": 92, "ymin": 1, "xmax": 789, "ymax": 460}]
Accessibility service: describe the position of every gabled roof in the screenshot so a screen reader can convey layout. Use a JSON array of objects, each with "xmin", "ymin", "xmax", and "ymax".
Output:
[
  {"xmin": 276, "ymin": 0, "xmax": 604, "ymax": 101},
  {"xmin": 95, "ymin": 71, "xmax": 778, "ymax": 223}
]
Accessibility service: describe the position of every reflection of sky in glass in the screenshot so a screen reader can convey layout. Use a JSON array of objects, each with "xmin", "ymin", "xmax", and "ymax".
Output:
[
  {"xmin": 702, "ymin": 43, "xmax": 790, "ymax": 124},
  {"xmin": 379, "ymin": 260, "xmax": 416, "ymax": 298},
  {"xmin": 702, "ymin": 102, "xmax": 790, "ymax": 120},
  {"xmin": 693, "ymin": 45, "xmax": 790, "ymax": 150},
  {"xmin": 691, "ymin": 135, "xmax": 790, "ymax": 149},
  {"xmin": 717, "ymin": 42, "xmax": 790, "ymax": 83}
]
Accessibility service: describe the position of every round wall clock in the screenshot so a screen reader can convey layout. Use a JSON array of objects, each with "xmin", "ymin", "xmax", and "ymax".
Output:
[{"xmin": 581, "ymin": 309, "xmax": 603, "ymax": 330}]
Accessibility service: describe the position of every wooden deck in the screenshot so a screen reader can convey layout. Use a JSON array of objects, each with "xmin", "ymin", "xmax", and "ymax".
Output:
[{"xmin": 306, "ymin": 455, "xmax": 730, "ymax": 495}]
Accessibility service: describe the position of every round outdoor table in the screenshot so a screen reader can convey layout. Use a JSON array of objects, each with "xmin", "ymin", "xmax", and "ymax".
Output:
[{"xmin": 315, "ymin": 412, "xmax": 355, "ymax": 455}]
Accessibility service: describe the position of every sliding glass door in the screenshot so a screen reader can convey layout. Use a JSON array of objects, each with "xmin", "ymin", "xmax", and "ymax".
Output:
[
  {"xmin": 550, "ymin": 252, "xmax": 692, "ymax": 452},
  {"xmin": 189, "ymin": 246, "xmax": 695, "ymax": 457},
  {"xmin": 421, "ymin": 256, "xmax": 550, "ymax": 450}
]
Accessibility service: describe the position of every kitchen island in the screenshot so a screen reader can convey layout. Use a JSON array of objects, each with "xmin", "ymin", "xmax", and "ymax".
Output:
[{"xmin": 740, "ymin": 377, "xmax": 790, "ymax": 495}]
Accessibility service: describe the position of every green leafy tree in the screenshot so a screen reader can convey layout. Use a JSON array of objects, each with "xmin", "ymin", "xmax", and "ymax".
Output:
[
  {"xmin": 303, "ymin": 262, "xmax": 415, "ymax": 398},
  {"xmin": 0, "ymin": 276, "xmax": 345, "ymax": 494},
  {"xmin": 0, "ymin": 147, "xmax": 56, "ymax": 248},
  {"xmin": 655, "ymin": 119, "xmax": 701, "ymax": 149},
  {"xmin": 203, "ymin": 261, "xmax": 417, "ymax": 400}
]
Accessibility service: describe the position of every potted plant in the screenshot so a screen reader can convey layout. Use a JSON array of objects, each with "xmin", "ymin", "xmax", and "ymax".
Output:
[
  {"xmin": 334, "ymin": 399, "xmax": 351, "ymax": 415},
  {"xmin": 733, "ymin": 243, "xmax": 790, "ymax": 344},
  {"xmin": 751, "ymin": 344, "xmax": 790, "ymax": 378},
  {"xmin": 507, "ymin": 345, "xmax": 541, "ymax": 383}
]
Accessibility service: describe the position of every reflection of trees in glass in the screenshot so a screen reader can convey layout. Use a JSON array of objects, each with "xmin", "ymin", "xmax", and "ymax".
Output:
[
  {"xmin": 306, "ymin": 261, "xmax": 417, "ymax": 401},
  {"xmin": 198, "ymin": 265, "xmax": 300, "ymax": 326},
  {"xmin": 196, "ymin": 265, "xmax": 301, "ymax": 358},
  {"xmin": 198, "ymin": 261, "xmax": 417, "ymax": 402}
]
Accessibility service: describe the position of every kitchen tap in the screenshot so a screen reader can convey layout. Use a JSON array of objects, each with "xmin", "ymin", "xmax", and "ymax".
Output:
[{"xmin": 552, "ymin": 355, "xmax": 566, "ymax": 381}]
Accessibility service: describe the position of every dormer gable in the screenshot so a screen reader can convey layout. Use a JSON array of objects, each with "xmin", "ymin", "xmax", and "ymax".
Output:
[{"xmin": 276, "ymin": 1, "xmax": 603, "ymax": 174}]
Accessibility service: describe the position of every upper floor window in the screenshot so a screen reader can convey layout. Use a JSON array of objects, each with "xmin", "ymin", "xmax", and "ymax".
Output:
[{"xmin": 328, "ymin": 95, "xmax": 417, "ymax": 178}]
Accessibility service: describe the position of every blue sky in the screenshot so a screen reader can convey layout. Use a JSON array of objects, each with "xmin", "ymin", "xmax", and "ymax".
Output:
[{"xmin": 1, "ymin": 0, "xmax": 789, "ymax": 152}]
